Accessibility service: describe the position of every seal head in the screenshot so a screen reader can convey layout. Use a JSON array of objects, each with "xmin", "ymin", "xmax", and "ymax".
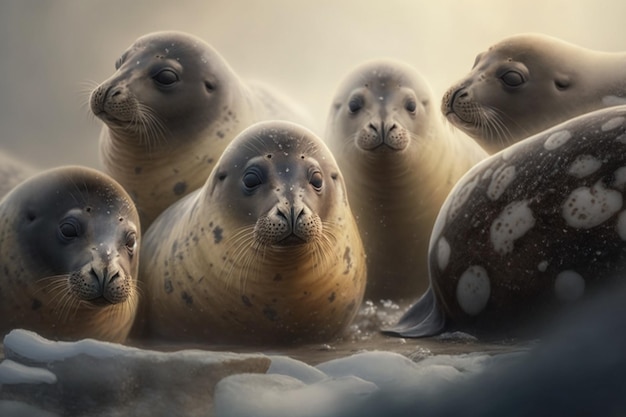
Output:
[
  {"xmin": 0, "ymin": 166, "xmax": 140, "ymax": 342},
  {"xmin": 442, "ymin": 33, "xmax": 626, "ymax": 153}
]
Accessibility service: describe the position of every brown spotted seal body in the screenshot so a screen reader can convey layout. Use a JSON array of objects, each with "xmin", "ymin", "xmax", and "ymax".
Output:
[
  {"xmin": 325, "ymin": 59, "xmax": 487, "ymax": 302},
  {"xmin": 0, "ymin": 166, "xmax": 140, "ymax": 342},
  {"xmin": 386, "ymin": 105, "xmax": 626, "ymax": 338},
  {"xmin": 90, "ymin": 30, "xmax": 312, "ymax": 228},
  {"xmin": 442, "ymin": 33, "xmax": 626, "ymax": 153},
  {"xmin": 0, "ymin": 150, "xmax": 37, "ymax": 199},
  {"xmin": 139, "ymin": 121, "xmax": 366, "ymax": 345}
]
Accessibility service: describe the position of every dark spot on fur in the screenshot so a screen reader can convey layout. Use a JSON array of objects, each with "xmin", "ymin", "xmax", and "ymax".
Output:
[
  {"xmin": 343, "ymin": 246, "xmax": 353, "ymax": 274},
  {"xmin": 242, "ymin": 295, "xmax": 252, "ymax": 307},
  {"xmin": 134, "ymin": 166, "xmax": 143, "ymax": 174},
  {"xmin": 213, "ymin": 226, "xmax": 223, "ymax": 243},
  {"xmin": 164, "ymin": 279, "xmax": 174, "ymax": 294},
  {"xmin": 31, "ymin": 298, "xmax": 42, "ymax": 310},
  {"xmin": 173, "ymin": 181, "xmax": 187, "ymax": 196},
  {"xmin": 328, "ymin": 292, "xmax": 336, "ymax": 303},
  {"xmin": 217, "ymin": 130, "xmax": 225, "ymax": 138},
  {"xmin": 263, "ymin": 306, "xmax": 278, "ymax": 321},
  {"xmin": 182, "ymin": 291, "xmax": 193, "ymax": 305},
  {"xmin": 273, "ymin": 273, "xmax": 283, "ymax": 281},
  {"xmin": 207, "ymin": 158, "xmax": 214, "ymax": 164}
]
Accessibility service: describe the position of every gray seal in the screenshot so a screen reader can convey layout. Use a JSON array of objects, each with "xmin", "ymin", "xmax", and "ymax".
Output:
[
  {"xmin": 442, "ymin": 33, "xmax": 626, "ymax": 153},
  {"xmin": 90, "ymin": 30, "xmax": 312, "ymax": 228},
  {"xmin": 325, "ymin": 59, "xmax": 487, "ymax": 301},
  {"xmin": 138, "ymin": 121, "xmax": 366, "ymax": 345},
  {"xmin": 0, "ymin": 166, "xmax": 140, "ymax": 342}
]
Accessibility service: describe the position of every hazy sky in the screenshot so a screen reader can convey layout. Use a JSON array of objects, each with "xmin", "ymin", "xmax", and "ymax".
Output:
[{"xmin": 1, "ymin": 0, "xmax": 625, "ymax": 168}]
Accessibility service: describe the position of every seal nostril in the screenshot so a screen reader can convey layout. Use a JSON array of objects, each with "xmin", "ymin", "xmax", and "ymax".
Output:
[{"xmin": 369, "ymin": 123, "xmax": 378, "ymax": 133}]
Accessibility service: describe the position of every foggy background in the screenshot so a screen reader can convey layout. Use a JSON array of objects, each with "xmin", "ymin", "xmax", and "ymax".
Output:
[{"xmin": 1, "ymin": 0, "xmax": 626, "ymax": 169}]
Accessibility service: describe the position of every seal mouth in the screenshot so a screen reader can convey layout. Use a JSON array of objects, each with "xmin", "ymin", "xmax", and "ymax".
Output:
[
  {"xmin": 273, "ymin": 234, "xmax": 308, "ymax": 247},
  {"xmin": 84, "ymin": 296, "xmax": 117, "ymax": 307}
]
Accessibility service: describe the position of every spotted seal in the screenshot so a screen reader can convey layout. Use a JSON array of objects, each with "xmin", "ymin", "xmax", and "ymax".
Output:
[
  {"xmin": 386, "ymin": 105, "xmax": 626, "ymax": 338},
  {"xmin": 442, "ymin": 33, "xmax": 626, "ymax": 153},
  {"xmin": 138, "ymin": 120, "xmax": 366, "ymax": 345},
  {"xmin": 324, "ymin": 59, "xmax": 487, "ymax": 301},
  {"xmin": 90, "ymin": 30, "xmax": 312, "ymax": 228},
  {"xmin": 0, "ymin": 166, "xmax": 140, "ymax": 342}
]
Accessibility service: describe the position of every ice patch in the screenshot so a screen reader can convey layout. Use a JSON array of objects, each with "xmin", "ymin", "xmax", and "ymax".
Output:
[
  {"xmin": 601, "ymin": 116, "xmax": 625, "ymax": 132},
  {"xmin": 0, "ymin": 360, "xmax": 57, "ymax": 385},
  {"xmin": 448, "ymin": 173, "xmax": 480, "ymax": 221},
  {"xmin": 562, "ymin": 181, "xmax": 623, "ymax": 229},
  {"xmin": 567, "ymin": 154, "xmax": 602, "ymax": 178},
  {"xmin": 613, "ymin": 167, "xmax": 626, "ymax": 190},
  {"xmin": 437, "ymin": 237, "xmax": 451, "ymax": 271},
  {"xmin": 214, "ymin": 373, "xmax": 376, "ymax": 417},
  {"xmin": 544, "ymin": 130, "xmax": 572, "ymax": 150},
  {"xmin": 490, "ymin": 200, "xmax": 536, "ymax": 255},
  {"xmin": 602, "ymin": 95, "xmax": 626, "ymax": 106},
  {"xmin": 268, "ymin": 356, "xmax": 327, "ymax": 384},
  {"xmin": 554, "ymin": 270, "xmax": 585, "ymax": 302},
  {"xmin": 487, "ymin": 165, "xmax": 516, "ymax": 200},
  {"xmin": 456, "ymin": 265, "xmax": 491, "ymax": 316}
]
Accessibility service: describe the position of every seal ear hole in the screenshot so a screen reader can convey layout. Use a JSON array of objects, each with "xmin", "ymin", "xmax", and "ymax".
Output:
[
  {"xmin": 217, "ymin": 172, "xmax": 227, "ymax": 181},
  {"xmin": 331, "ymin": 172, "xmax": 339, "ymax": 181},
  {"xmin": 266, "ymin": 154, "xmax": 273, "ymax": 159},
  {"xmin": 205, "ymin": 81, "xmax": 216, "ymax": 92},
  {"xmin": 555, "ymin": 79, "xmax": 570, "ymax": 90},
  {"xmin": 300, "ymin": 155, "xmax": 305, "ymax": 160},
  {"xmin": 26, "ymin": 211, "xmax": 37, "ymax": 222},
  {"xmin": 85, "ymin": 206, "xmax": 92, "ymax": 213}
]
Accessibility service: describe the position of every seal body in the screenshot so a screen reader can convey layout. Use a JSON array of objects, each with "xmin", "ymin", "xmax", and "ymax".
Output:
[
  {"xmin": 0, "ymin": 166, "xmax": 140, "ymax": 342},
  {"xmin": 387, "ymin": 105, "xmax": 626, "ymax": 338},
  {"xmin": 90, "ymin": 30, "xmax": 312, "ymax": 228},
  {"xmin": 442, "ymin": 33, "xmax": 626, "ymax": 153},
  {"xmin": 325, "ymin": 59, "xmax": 487, "ymax": 301},
  {"xmin": 139, "ymin": 121, "xmax": 366, "ymax": 345},
  {"xmin": 0, "ymin": 150, "xmax": 36, "ymax": 199}
]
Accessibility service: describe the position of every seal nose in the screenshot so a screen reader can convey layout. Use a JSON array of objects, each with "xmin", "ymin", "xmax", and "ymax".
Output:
[
  {"xmin": 276, "ymin": 205, "xmax": 304, "ymax": 232},
  {"xmin": 369, "ymin": 121, "xmax": 397, "ymax": 143},
  {"xmin": 442, "ymin": 85, "xmax": 468, "ymax": 115},
  {"xmin": 90, "ymin": 266, "xmax": 121, "ymax": 294}
]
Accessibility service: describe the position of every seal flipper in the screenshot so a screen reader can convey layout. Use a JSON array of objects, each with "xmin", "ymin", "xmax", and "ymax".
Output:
[{"xmin": 382, "ymin": 287, "xmax": 446, "ymax": 337}]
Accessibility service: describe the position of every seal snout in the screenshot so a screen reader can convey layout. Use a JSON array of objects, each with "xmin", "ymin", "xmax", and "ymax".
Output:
[
  {"xmin": 70, "ymin": 258, "xmax": 132, "ymax": 305},
  {"xmin": 255, "ymin": 203, "xmax": 322, "ymax": 246},
  {"xmin": 357, "ymin": 120, "xmax": 408, "ymax": 151}
]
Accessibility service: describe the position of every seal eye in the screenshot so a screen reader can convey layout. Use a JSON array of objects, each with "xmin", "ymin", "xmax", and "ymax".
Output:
[
  {"xmin": 405, "ymin": 100, "xmax": 417, "ymax": 113},
  {"xmin": 500, "ymin": 71, "xmax": 525, "ymax": 87},
  {"xmin": 153, "ymin": 69, "xmax": 179, "ymax": 86},
  {"xmin": 58, "ymin": 219, "xmax": 81, "ymax": 242},
  {"xmin": 242, "ymin": 169, "xmax": 264, "ymax": 191},
  {"xmin": 348, "ymin": 96, "xmax": 364, "ymax": 113},
  {"xmin": 125, "ymin": 232, "xmax": 137, "ymax": 255},
  {"xmin": 310, "ymin": 171, "xmax": 324, "ymax": 191}
]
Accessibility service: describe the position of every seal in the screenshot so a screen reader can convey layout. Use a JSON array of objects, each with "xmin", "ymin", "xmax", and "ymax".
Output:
[
  {"xmin": 442, "ymin": 33, "xmax": 626, "ymax": 153},
  {"xmin": 0, "ymin": 150, "xmax": 36, "ymax": 199},
  {"xmin": 0, "ymin": 166, "xmax": 140, "ymax": 343},
  {"xmin": 90, "ymin": 30, "xmax": 312, "ymax": 228},
  {"xmin": 137, "ymin": 120, "xmax": 366, "ymax": 345},
  {"xmin": 385, "ymin": 105, "xmax": 626, "ymax": 338},
  {"xmin": 324, "ymin": 59, "xmax": 487, "ymax": 301}
]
